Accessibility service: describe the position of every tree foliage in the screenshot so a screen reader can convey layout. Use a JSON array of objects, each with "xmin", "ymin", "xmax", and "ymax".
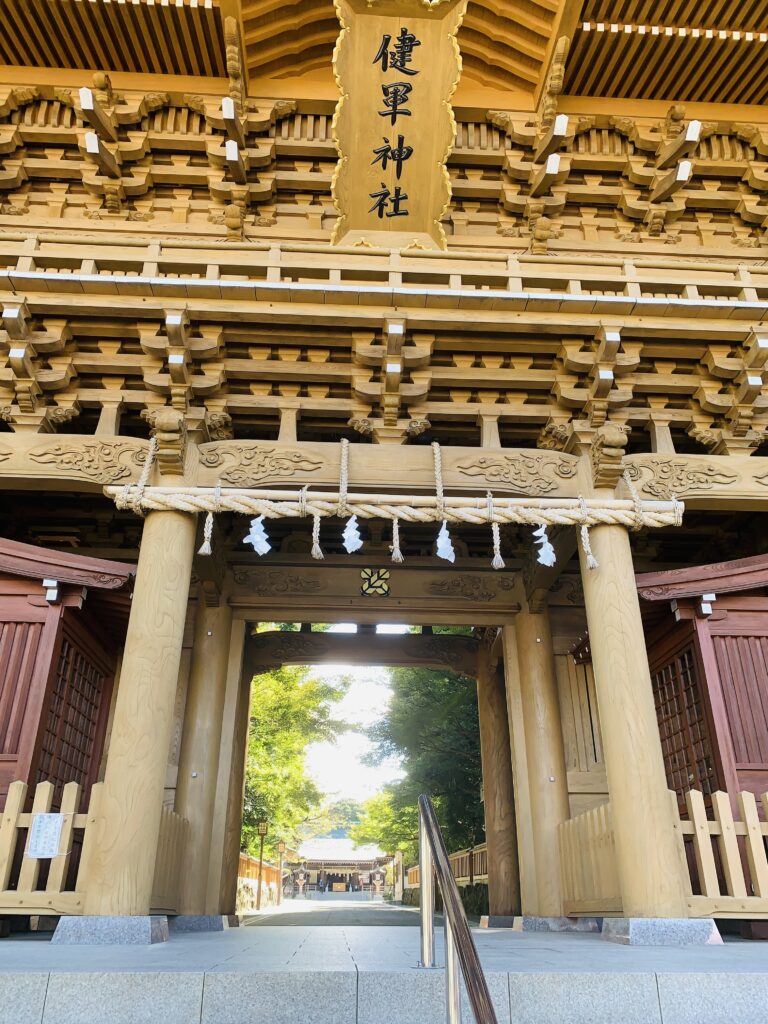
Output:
[
  {"xmin": 350, "ymin": 790, "xmax": 419, "ymax": 861},
  {"xmin": 327, "ymin": 797, "xmax": 363, "ymax": 837},
  {"xmin": 241, "ymin": 664, "xmax": 347, "ymax": 858},
  {"xmin": 357, "ymin": 663, "xmax": 484, "ymax": 864}
]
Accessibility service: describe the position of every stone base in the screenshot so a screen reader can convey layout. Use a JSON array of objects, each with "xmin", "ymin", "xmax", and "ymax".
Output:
[
  {"xmin": 168, "ymin": 914, "xmax": 240, "ymax": 933},
  {"xmin": 52, "ymin": 915, "xmax": 169, "ymax": 945},
  {"xmin": 518, "ymin": 915, "xmax": 601, "ymax": 933},
  {"xmin": 601, "ymin": 918, "xmax": 723, "ymax": 946},
  {"xmin": 479, "ymin": 915, "xmax": 516, "ymax": 929}
]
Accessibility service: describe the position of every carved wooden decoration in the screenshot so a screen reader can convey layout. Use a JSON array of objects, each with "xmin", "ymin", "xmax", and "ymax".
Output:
[{"xmin": 331, "ymin": 0, "xmax": 467, "ymax": 249}]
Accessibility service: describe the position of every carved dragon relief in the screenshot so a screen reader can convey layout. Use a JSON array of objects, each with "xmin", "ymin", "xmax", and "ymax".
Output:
[
  {"xmin": 456, "ymin": 452, "xmax": 578, "ymax": 494},
  {"xmin": 27, "ymin": 440, "xmax": 149, "ymax": 484},
  {"xmin": 199, "ymin": 444, "xmax": 324, "ymax": 486},
  {"xmin": 626, "ymin": 458, "xmax": 739, "ymax": 499}
]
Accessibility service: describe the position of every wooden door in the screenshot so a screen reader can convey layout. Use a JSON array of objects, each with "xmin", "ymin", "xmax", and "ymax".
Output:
[
  {"xmin": 708, "ymin": 616, "xmax": 768, "ymax": 798},
  {"xmin": 0, "ymin": 596, "xmax": 62, "ymax": 808}
]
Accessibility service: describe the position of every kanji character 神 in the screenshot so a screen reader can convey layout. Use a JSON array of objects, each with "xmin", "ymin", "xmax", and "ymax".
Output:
[{"xmin": 372, "ymin": 135, "xmax": 413, "ymax": 180}]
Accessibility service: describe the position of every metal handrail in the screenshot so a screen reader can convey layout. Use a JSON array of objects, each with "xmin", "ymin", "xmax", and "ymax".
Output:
[{"xmin": 418, "ymin": 794, "xmax": 499, "ymax": 1024}]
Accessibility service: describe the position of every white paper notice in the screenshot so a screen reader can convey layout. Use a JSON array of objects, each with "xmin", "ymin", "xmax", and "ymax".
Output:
[{"xmin": 27, "ymin": 813, "xmax": 64, "ymax": 859}]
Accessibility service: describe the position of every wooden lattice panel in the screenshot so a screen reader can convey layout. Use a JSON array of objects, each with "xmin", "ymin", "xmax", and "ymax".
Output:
[
  {"xmin": 652, "ymin": 644, "xmax": 718, "ymax": 808},
  {"xmin": 35, "ymin": 632, "xmax": 110, "ymax": 806}
]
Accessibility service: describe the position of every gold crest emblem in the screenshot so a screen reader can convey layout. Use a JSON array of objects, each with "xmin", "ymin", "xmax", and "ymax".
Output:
[{"xmin": 360, "ymin": 568, "xmax": 390, "ymax": 596}]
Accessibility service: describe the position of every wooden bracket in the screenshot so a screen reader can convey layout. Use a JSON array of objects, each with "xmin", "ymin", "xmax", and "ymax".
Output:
[
  {"xmin": 221, "ymin": 96, "xmax": 246, "ymax": 149},
  {"xmin": 79, "ymin": 87, "xmax": 118, "ymax": 143},
  {"xmin": 225, "ymin": 139, "xmax": 248, "ymax": 185},
  {"xmin": 650, "ymin": 160, "xmax": 693, "ymax": 203},
  {"xmin": 534, "ymin": 113, "xmax": 570, "ymax": 164},
  {"xmin": 656, "ymin": 120, "xmax": 701, "ymax": 170},
  {"xmin": 84, "ymin": 131, "xmax": 120, "ymax": 179}
]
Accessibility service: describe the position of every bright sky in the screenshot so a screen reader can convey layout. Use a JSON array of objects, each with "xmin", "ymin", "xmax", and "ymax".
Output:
[{"xmin": 303, "ymin": 623, "xmax": 407, "ymax": 803}]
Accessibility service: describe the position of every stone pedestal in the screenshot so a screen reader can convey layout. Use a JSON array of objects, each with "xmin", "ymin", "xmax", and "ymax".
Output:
[
  {"xmin": 602, "ymin": 918, "xmax": 723, "ymax": 946},
  {"xmin": 52, "ymin": 915, "xmax": 169, "ymax": 945}
]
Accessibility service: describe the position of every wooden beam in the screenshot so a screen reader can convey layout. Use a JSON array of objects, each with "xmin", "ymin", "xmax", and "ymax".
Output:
[{"xmin": 246, "ymin": 629, "xmax": 480, "ymax": 675}]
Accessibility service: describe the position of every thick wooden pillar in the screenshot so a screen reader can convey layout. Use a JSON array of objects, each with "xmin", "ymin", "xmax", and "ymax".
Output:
[
  {"xmin": 206, "ymin": 618, "xmax": 250, "ymax": 915},
  {"xmin": 83, "ymin": 510, "xmax": 196, "ymax": 916},
  {"xmin": 476, "ymin": 644, "xmax": 520, "ymax": 917},
  {"xmin": 515, "ymin": 605, "xmax": 570, "ymax": 917},
  {"xmin": 500, "ymin": 625, "xmax": 538, "ymax": 915},
  {"xmin": 175, "ymin": 593, "xmax": 233, "ymax": 915},
  {"xmin": 579, "ymin": 524, "xmax": 686, "ymax": 918}
]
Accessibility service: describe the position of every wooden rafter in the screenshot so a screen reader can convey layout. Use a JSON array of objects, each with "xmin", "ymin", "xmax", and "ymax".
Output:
[
  {"xmin": 0, "ymin": 0, "xmax": 227, "ymax": 79},
  {"xmin": 564, "ymin": 1, "xmax": 768, "ymax": 102}
]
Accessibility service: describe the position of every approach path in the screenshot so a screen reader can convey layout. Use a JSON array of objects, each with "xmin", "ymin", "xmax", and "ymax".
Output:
[{"xmin": 244, "ymin": 894, "xmax": 420, "ymax": 927}]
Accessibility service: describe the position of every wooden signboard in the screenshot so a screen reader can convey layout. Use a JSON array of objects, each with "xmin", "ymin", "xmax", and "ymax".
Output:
[{"xmin": 332, "ymin": 0, "xmax": 467, "ymax": 250}]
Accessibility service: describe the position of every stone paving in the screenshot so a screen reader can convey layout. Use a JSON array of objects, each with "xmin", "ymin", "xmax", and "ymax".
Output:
[{"xmin": 1, "ymin": 899, "xmax": 768, "ymax": 1023}]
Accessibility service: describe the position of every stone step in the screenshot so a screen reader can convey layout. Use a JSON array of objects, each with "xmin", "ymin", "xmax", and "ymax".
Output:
[{"xmin": 3, "ymin": 966, "xmax": 768, "ymax": 1024}]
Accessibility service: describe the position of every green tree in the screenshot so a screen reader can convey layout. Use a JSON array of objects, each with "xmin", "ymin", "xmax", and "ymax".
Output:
[
  {"xmin": 241, "ymin": 664, "xmax": 347, "ymax": 858},
  {"xmin": 327, "ymin": 797, "xmax": 364, "ymax": 836},
  {"xmin": 350, "ymin": 789, "xmax": 420, "ymax": 863},
  {"xmin": 363, "ymin": 663, "xmax": 484, "ymax": 859}
]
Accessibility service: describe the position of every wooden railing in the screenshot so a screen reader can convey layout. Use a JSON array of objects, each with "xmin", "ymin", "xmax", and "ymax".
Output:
[
  {"xmin": 0, "ymin": 779, "xmax": 189, "ymax": 917},
  {"xmin": 558, "ymin": 803, "xmax": 622, "ymax": 916},
  {"xmin": 406, "ymin": 842, "xmax": 488, "ymax": 888},
  {"xmin": 559, "ymin": 790, "xmax": 768, "ymax": 920},
  {"xmin": 150, "ymin": 805, "xmax": 190, "ymax": 915},
  {"xmin": 6, "ymin": 236, "xmax": 768, "ymax": 315},
  {"xmin": 0, "ymin": 780, "xmax": 101, "ymax": 916},
  {"xmin": 675, "ymin": 790, "xmax": 768, "ymax": 919}
]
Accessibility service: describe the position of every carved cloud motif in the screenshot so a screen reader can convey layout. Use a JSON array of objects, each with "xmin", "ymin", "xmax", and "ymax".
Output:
[
  {"xmin": 200, "ymin": 444, "xmax": 324, "ymax": 486},
  {"xmin": 456, "ymin": 453, "xmax": 578, "ymax": 495},
  {"xmin": 626, "ymin": 459, "xmax": 739, "ymax": 499},
  {"xmin": 28, "ymin": 440, "xmax": 148, "ymax": 483}
]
